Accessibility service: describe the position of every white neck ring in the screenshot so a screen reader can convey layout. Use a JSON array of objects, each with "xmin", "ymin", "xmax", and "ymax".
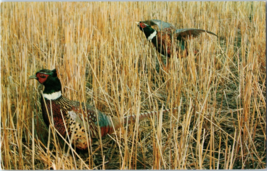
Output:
[
  {"xmin": 148, "ymin": 30, "xmax": 157, "ymax": 40},
  {"xmin": 43, "ymin": 91, "xmax": 62, "ymax": 100}
]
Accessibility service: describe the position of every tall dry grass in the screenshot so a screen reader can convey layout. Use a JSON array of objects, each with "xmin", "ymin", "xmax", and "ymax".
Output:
[{"xmin": 1, "ymin": 1, "xmax": 266, "ymax": 169}]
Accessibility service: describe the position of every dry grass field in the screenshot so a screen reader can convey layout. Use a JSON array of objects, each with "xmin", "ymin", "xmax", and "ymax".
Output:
[{"xmin": 1, "ymin": 1, "xmax": 266, "ymax": 169}]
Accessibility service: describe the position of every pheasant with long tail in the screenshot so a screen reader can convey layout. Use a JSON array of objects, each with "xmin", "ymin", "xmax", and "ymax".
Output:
[{"xmin": 29, "ymin": 69, "xmax": 176, "ymax": 150}]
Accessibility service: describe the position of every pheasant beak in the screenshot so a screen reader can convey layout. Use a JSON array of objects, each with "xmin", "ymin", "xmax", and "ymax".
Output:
[
  {"xmin": 29, "ymin": 74, "xmax": 37, "ymax": 79},
  {"xmin": 135, "ymin": 22, "xmax": 140, "ymax": 25}
]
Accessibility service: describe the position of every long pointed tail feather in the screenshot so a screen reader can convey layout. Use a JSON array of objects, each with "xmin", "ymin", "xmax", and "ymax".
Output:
[{"xmin": 124, "ymin": 107, "xmax": 178, "ymax": 124}]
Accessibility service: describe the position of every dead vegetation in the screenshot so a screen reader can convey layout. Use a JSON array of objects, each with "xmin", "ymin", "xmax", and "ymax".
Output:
[{"xmin": 1, "ymin": 1, "xmax": 266, "ymax": 169}]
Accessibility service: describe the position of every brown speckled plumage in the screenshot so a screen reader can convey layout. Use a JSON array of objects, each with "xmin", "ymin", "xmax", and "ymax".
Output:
[
  {"xmin": 41, "ymin": 95, "xmax": 114, "ymax": 150},
  {"xmin": 152, "ymin": 31, "xmax": 188, "ymax": 58},
  {"xmin": 30, "ymin": 69, "xmax": 176, "ymax": 150}
]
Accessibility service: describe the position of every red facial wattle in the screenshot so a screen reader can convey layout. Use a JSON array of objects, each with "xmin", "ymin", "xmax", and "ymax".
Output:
[
  {"xmin": 36, "ymin": 73, "xmax": 49, "ymax": 84},
  {"xmin": 139, "ymin": 22, "xmax": 147, "ymax": 29}
]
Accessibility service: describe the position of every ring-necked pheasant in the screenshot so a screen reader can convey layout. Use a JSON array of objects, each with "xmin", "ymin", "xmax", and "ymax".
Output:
[
  {"xmin": 30, "ymin": 69, "xmax": 176, "ymax": 150},
  {"xmin": 136, "ymin": 19, "xmax": 217, "ymax": 69}
]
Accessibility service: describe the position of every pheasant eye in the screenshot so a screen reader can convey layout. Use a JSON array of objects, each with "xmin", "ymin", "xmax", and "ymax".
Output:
[
  {"xmin": 38, "ymin": 73, "xmax": 46, "ymax": 78},
  {"xmin": 36, "ymin": 73, "xmax": 49, "ymax": 84},
  {"xmin": 139, "ymin": 23, "xmax": 147, "ymax": 28}
]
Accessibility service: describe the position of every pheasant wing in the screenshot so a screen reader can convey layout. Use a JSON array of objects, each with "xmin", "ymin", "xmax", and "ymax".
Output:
[
  {"xmin": 82, "ymin": 103, "xmax": 114, "ymax": 137},
  {"xmin": 141, "ymin": 19, "xmax": 176, "ymax": 31}
]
